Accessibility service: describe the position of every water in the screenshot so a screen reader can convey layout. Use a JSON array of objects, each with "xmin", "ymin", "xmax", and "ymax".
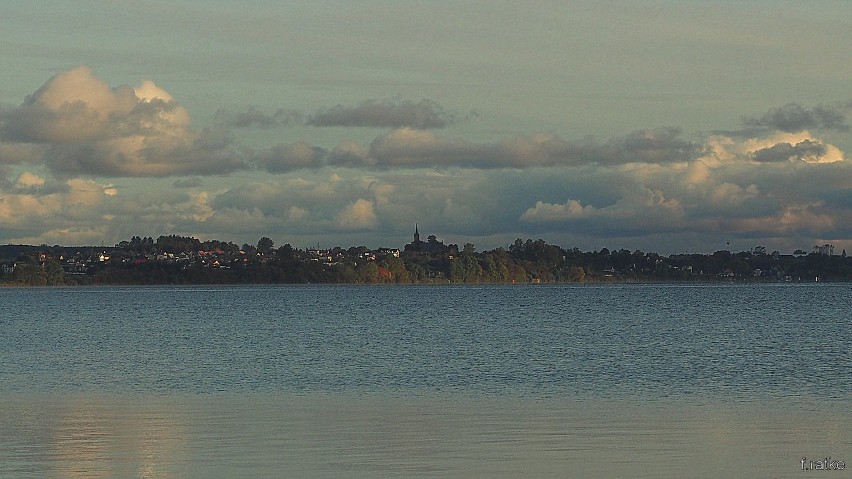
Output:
[{"xmin": 0, "ymin": 283, "xmax": 849, "ymax": 477}]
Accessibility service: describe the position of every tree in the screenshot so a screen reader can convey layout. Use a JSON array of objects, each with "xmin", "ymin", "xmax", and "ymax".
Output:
[
  {"xmin": 276, "ymin": 243, "xmax": 295, "ymax": 258},
  {"xmin": 13, "ymin": 258, "xmax": 65, "ymax": 286},
  {"xmin": 257, "ymin": 237, "xmax": 274, "ymax": 253},
  {"xmin": 480, "ymin": 252, "xmax": 510, "ymax": 282},
  {"xmin": 354, "ymin": 262, "xmax": 382, "ymax": 283},
  {"xmin": 509, "ymin": 238, "xmax": 525, "ymax": 257},
  {"xmin": 379, "ymin": 255, "xmax": 411, "ymax": 283},
  {"xmin": 156, "ymin": 235, "xmax": 201, "ymax": 253},
  {"xmin": 44, "ymin": 259, "xmax": 65, "ymax": 285},
  {"xmin": 450, "ymin": 249, "xmax": 483, "ymax": 283},
  {"xmin": 563, "ymin": 266, "xmax": 585, "ymax": 282}
]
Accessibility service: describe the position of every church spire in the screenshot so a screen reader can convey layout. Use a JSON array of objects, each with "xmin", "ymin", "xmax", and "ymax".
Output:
[{"xmin": 414, "ymin": 224, "xmax": 420, "ymax": 243}]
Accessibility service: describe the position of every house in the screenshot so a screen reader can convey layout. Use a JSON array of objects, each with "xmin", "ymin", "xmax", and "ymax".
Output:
[{"xmin": 376, "ymin": 247, "xmax": 400, "ymax": 258}]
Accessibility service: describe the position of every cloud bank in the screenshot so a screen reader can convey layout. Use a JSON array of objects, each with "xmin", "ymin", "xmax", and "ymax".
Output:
[
  {"xmin": 1, "ymin": 67, "xmax": 849, "ymax": 253},
  {"xmin": 256, "ymin": 126, "xmax": 706, "ymax": 171},
  {"xmin": 743, "ymin": 102, "xmax": 851, "ymax": 133},
  {"xmin": 213, "ymin": 107, "xmax": 303, "ymax": 129},
  {"xmin": 215, "ymin": 98, "xmax": 458, "ymax": 130},
  {"xmin": 308, "ymin": 99, "xmax": 456, "ymax": 129}
]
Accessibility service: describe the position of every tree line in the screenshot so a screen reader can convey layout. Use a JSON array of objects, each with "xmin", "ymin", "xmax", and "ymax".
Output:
[{"xmin": 1, "ymin": 235, "xmax": 850, "ymax": 286}]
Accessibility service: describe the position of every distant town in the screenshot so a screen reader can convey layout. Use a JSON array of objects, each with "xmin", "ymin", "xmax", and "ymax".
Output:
[{"xmin": 1, "ymin": 227, "xmax": 850, "ymax": 286}]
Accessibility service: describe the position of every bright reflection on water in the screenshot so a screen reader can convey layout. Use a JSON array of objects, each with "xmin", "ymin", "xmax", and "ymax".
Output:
[
  {"xmin": 1, "ymin": 394, "xmax": 849, "ymax": 478},
  {"xmin": 0, "ymin": 284, "xmax": 849, "ymax": 477}
]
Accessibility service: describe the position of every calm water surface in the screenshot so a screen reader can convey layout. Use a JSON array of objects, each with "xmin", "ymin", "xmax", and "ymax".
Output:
[{"xmin": 0, "ymin": 283, "xmax": 849, "ymax": 477}]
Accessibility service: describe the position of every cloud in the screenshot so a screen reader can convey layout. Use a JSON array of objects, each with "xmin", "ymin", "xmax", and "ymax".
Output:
[
  {"xmin": 689, "ymin": 131, "xmax": 846, "ymax": 170},
  {"xmin": 520, "ymin": 200, "xmax": 595, "ymax": 222},
  {"xmin": 708, "ymin": 183, "xmax": 759, "ymax": 207},
  {"xmin": 0, "ymin": 74, "xmax": 849, "ymax": 254},
  {"xmin": 254, "ymin": 142, "xmax": 327, "ymax": 172},
  {"xmin": 743, "ymin": 102, "xmax": 851, "ymax": 132},
  {"xmin": 207, "ymin": 170, "xmax": 496, "ymax": 241},
  {"xmin": 520, "ymin": 185, "xmax": 684, "ymax": 234},
  {"xmin": 0, "ymin": 66, "xmax": 245, "ymax": 177},
  {"xmin": 731, "ymin": 131, "xmax": 846, "ymax": 165},
  {"xmin": 371, "ymin": 126, "xmax": 704, "ymax": 168},
  {"xmin": 2, "ymin": 138, "xmax": 846, "ymax": 252},
  {"xmin": 215, "ymin": 99, "xmax": 459, "ymax": 130},
  {"xmin": 14, "ymin": 171, "xmax": 46, "ymax": 190},
  {"xmin": 327, "ymin": 140, "xmax": 371, "ymax": 167},
  {"xmin": 307, "ymin": 99, "xmax": 456, "ymax": 129},
  {"xmin": 336, "ymin": 198, "xmax": 379, "ymax": 230},
  {"xmin": 0, "ymin": 142, "xmax": 44, "ymax": 165},
  {"xmin": 287, "ymin": 206, "xmax": 309, "ymax": 222},
  {"xmin": 366, "ymin": 128, "xmax": 490, "ymax": 167},
  {"xmin": 751, "ymin": 139, "xmax": 827, "ymax": 163},
  {"xmin": 213, "ymin": 107, "xmax": 303, "ymax": 128},
  {"xmin": 0, "ymin": 67, "xmax": 701, "ymax": 177},
  {"xmin": 590, "ymin": 127, "xmax": 706, "ymax": 165},
  {"xmin": 504, "ymin": 120, "xmax": 850, "ymax": 250},
  {"xmin": 363, "ymin": 129, "xmax": 577, "ymax": 168},
  {"xmin": 0, "ymin": 177, "xmax": 119, "ymax": 242},
  {"xmin": 173, "ymin": 177, "xmax": 204, "ymax": 188},
  {"xmin": 255, "ymin": 126, "xmax": 704, "ymax": 172}
]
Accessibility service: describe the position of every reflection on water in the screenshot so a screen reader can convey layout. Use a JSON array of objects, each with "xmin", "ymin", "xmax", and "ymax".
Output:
[
  {"xmin": 1, "ymin": 393, "xmax": 849, "ymax": 478},
  {"xmin": 1, "ymin": 284, "xmax": 849, "ymax": 477},
  {"xmin": 1, "ymin": 396, "xmax": 189, "ymax": 478}
]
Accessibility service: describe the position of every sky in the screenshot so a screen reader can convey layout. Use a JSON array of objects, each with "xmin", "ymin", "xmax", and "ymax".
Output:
[{"xmin": 0, "ymin": 1, "xmax": 850, "ymax": 254}]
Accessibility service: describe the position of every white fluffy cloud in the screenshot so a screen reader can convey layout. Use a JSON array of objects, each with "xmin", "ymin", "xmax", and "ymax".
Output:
[
  {"xmin": 14, "ymin": 171, "xmax": 45, "ymax": 189},
  {"xmin": 520, "ymin": 200, "xmax": 595, "ymax": 222},
  {"xmin": 0, "ymin": 66, "xmax": 243, "ymax": 177},
  {"xmin": 337, "ymin": 199, "xmax": 379, "ymax": 230}
]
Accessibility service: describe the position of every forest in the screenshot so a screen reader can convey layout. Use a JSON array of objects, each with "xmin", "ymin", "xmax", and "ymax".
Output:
[{"xmin": 1, "ymin": 235, "xmax": 850, "ymax": 286}]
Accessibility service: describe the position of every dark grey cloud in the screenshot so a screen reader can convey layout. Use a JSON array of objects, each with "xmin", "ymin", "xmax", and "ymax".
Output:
[
  {"xmin": 42, "ymin": 127, "xmax": 246, "ymax": 178},
  {"xmin": 214, "ymin": 99, "xmax": 459, "ymax": 130},
  {"xmin": 173, "ymin": 177, "xmax": 204, "ymax": 188},
  {"xmin": 364, "ymin": 128, "xmax": 497, "ymax": 167},
  {"xmin": 573, "ymin": 127, "xmax": 706, "ymax": 165},
  {"xmin": 0, "ymin": 165, "xmax": 11, "ymax": 189},
  {"xmin": 10, "ymin": 175, "xmax": 70, "ymax": 195},
  {"xmin": 743, "ymin": 102, "xmax": 851, "ymax": 132},
  {"xmin": 256, "ymin": 126, "xmax": 704, "ymax": 172},
  {"xmin": 716, "ymin": 156, "xmax": 850, "ymax": 206},
  {"xmin": 307, "ymin": 99, "xmax": 456, "ymax": 129},
  {"xmin": 0, "ymin": 141, "xmax": 43, "ymax": 165},
  {"xmin": 213, "ymin": 107, "xmax": 303, "ymax": 129},
  {"xmin": 254, "ymin": 142, "xmax": 327, "ymax": 173},
  {"xmin": 751, "ymin": 139, "xmax": 827, "ymax": 163}
]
